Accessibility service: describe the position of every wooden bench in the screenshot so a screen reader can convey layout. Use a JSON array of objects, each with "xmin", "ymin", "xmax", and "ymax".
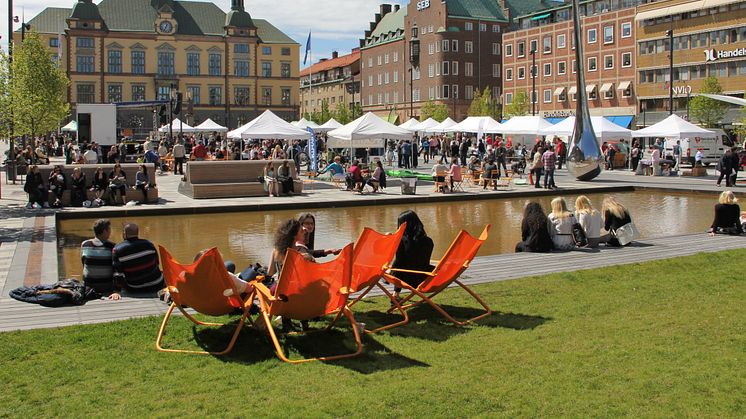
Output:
[
  {"xmin": 178, "ymin": 160, "xmax": 304, "ymax": 199},
  {"xmin": 36, "ymin": 163, "xmax": 159, "ymax": 205}
]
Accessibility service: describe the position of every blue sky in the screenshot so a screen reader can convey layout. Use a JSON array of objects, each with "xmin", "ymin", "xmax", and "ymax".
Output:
[{"xmin": 1, "ymin": 0, "xmax": 407, "ymax": 69}]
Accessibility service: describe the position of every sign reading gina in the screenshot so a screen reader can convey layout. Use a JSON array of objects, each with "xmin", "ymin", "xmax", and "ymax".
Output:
[
  {"xmin": 704, "ymin": 47, "xmax": 746, "ymax": 62},
  {"xmin": 417, "ymin": 0, "xmax": 430, "ymax": 11}
]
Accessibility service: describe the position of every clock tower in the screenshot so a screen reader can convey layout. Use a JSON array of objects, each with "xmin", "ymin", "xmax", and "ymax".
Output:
[{"xmin": 153, "ymin": 0, "xmax": 177, "ymax": 35}]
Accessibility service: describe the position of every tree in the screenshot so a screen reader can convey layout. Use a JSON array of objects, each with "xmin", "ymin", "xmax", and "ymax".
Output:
[
  {"xmin": 333, "ymin": 101, "xmax": 351, "ymax": 124},
  {"xmin": 420, "ymin": 100, "xmax": 448, "ymax": 122},
  {"xmin": 467, "ymin": 87, "xmax": 495, "ymax": 117},
  {"xmin": 689, "ymin": 76, "xmax": 726, "ymax": 127},
  {"xmin": 10, "ymin": 32, "xmax": 70, "ymax": 138},
  {"xmin": 0, "ymin": 51, "xmax": 11, "ymax": 140},
  {"xmin": 504, "ymin": 91, "xmax": 530, "ymax": 118},
  {"xmin": 318, "ymin": 99, "xmax": 332, "ymax": 123}
]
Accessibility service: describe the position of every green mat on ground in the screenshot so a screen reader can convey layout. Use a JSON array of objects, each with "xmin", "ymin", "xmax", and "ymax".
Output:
[{"xmin": 385, "ymin": 169, "xmax": 433, "ymax": 181}]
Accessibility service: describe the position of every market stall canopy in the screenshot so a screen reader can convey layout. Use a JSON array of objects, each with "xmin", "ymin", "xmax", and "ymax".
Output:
[
  {"xmin": 427, "ymin": 117, "xmax": 457, "ymax": 133},
  {"xmin": 413, "ymin": 117, "xmax": 440, "ymax": 133},
  {"xmin": 398, "ymin": 118, "xmax": 421, "ymax": 131},
  {"xmin": 499, "ymin": 115, "xmax": 554, "ymax": 135},
  {"xmin": 631, "ymin": 114, "xmax": 715, "ymax": 139},
  {"xmin": 315, "ymin": 118, "xmax": 343, "ymax": 132},
  {"xmin": 193, "ymin": 118, "xmax": 228, "ymax": 132},
  {"xmin": 293, "ymin": 118, "xmax": 320, "ymax": 130},
  {"xmin": 327, "ymin": 112, "xmax": 413, "ymax": 148},
  {"xmin": 445, "ymin": 116, "xmax": 501, "ymax": 133},
  {"xmin": 158, "ymin": 118, "xmax": 195, "ymax": 133},
  {"xmin": 61, "ymin": 120, "xmax": 78, "ymax": 132},
  {"xmin": 539, "ymin": 116, "xmax": 632, "ymax": 140},
  {"xmin": 699, "ymin": 93, "xmax": 746, "ymax": 107},
  {"xmin": 227, "ymin": 110, "xmax": 311, "ymax": 140}
]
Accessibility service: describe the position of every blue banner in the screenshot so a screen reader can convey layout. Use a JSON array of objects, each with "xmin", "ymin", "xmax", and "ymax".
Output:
[
  {"xmin": 306, "ymin": 127, "xmax": 317, "ymax": 172},
  {"xmin": 303, "ymin": 32, "xmax": 311, "ymax": 66}
]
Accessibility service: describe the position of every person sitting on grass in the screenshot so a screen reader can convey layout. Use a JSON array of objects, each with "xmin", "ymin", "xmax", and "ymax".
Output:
[
  {"xmin": 708, "ymin": 190, "xmax": 741, "ymax": 236},
  {"xmin": 81, "ymin": 219, "xmax": 120, "ymax": 300},
  {"xmin": 112, "ymin": 223, "xmax": 164, "ymax": 294},
  {"xmin": 515, "ymin": 202, "xmax": 553, "ymax": 253},
  {"xmin": 390, "ymin": 210, "xmax": 434, "ymax": 302}
]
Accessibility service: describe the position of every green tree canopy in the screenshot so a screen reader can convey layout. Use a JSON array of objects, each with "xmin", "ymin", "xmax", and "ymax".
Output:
[
  {"xmin": 689, "ymin": 76, "xmax": 726, "ymax": 128},
  {"xmin": 467, "ymin": 87, "xmax": 495, "ymax": 117},
  {"xmin": 0, "ymin": 51, "xmax": 11, "ymax": 139},
  {"xmin": 504, "ymin": 91, "xmax": 530, "ymax": 118},
  {"xmin": 10, "ymin": 32, "xmax": 69, "ymax": 137},
  {"xmin": 420, "ymin": 100, "xmax": 449, "ymax": 122},
  {"xmin": 333, "ymin": 101, "xmax": 351, "ymax": 124}
]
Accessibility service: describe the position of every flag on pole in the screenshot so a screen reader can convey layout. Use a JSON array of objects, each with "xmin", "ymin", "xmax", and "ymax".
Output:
[
  {"xmin": 303, "ymin": 31, "xmax": 311, "ymax": 66},
  {"xmin": 306, "ymin": 126, "xmax": 317, "ymax": 172}
]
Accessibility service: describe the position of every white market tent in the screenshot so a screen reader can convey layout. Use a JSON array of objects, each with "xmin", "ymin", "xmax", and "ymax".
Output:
[
  {"xmin": 426, "ymin": 117, "xmax": 457, "ymax": 133},
  {"xmin": 227, "ymin": 110, "xmax": 311, "ymax": 140},
  {"xmin": 398, "ymin": 118, "xmax": 421, "ymax": 131},
  {"xmin": 412, "ymin": 117, "xmax": 440, "ymax": 133},
  {"xmin": 159, "ymin": 118, "xmax": 196, "ymax": 133},
  {"xmin": 445, "ymin": 116, "xmax": 501, "ymax": 133},
  {"xmin": 700, "ymin": 93, "xmax": 746, "ymax": 107},
  {"xmin": 315, "ymin": 118, "xmax": 343, "ymax": 132},
  {"xmin": 193, "ymin": 118, "xmax": 228, "ymax": 132},
  {"xmin": 327, "ymin": 112, "xmax": 413, "ymax": 148},
  {"xmin": 293, "ymin": 118, "xmax": 320, "ymax": 130},
  {"xmin": 499, "ymin": 115, "xmax": 554, "ymax": 135},
  {"xmin": 61, "ymin": 120, "xmax": 78, "ymax": 132},
  {"xmin": 538, "ymin": 116, "xmax": 632, "ymax": 140},
  {"xmin": 631, "ymin": 114, "xmax": 715, "ymax": 139}
]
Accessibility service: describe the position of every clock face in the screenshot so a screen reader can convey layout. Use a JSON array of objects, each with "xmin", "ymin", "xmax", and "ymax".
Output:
[{"xmin": 159, "ymin": 21, "xmax": 173, "ymax": 33}]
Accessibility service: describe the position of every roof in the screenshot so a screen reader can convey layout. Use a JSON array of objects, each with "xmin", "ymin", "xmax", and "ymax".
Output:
[
  {"xmin": 255, "ymin": 19, "xmax": 297, "ymax": 44},
  {"xmin": 70, "ymin": 0, "xmax": 103, "ymax": 21},
  {"xmin": 26, "ymin": 7, "xmax": 71, "ymax": 33},
  {"xmin": 300, "ymin": 49, "xmax": 360, "ymax": 77},
  {"xmin": 364, "ymin": 7, "xmax": 406, "ymax": 49},
  {"xmin": 446, "ymin": 0, "xmax": 508, "ymax": 22},
  {"xmin": 503, "ymin": 0, "xmax": 559, "ymax": 21}
]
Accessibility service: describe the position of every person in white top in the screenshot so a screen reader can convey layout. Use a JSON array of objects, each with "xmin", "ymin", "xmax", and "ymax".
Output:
[
  {"xmin": 83, "ymin": 146, "xmax": 98, "ymax": 165},
  {"xmin": 574, "ymin": 195, "xmax": 602, "ymax": 248},
  {"xmin": 548, "ymin": 197, "xmax": 577, "ymax": 250},
  {"xmin": 651, "ymin": 146, "xmax": 661, "ymax": 176}
]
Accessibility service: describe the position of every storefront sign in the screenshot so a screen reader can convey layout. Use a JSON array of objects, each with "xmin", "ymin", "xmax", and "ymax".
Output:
[
  {"xmin": 417, "ymin": 0, "xmax": 430, "ymax": 11},
  {"xmin": 704, "ymin": 47, "xmax": 746, "ymax": 62},
  {"xmin": 672, "ymin": 85, "xmax": 692, "ymax": 96},
  {"xmin": 543, "ymin": 110, "xmax": 574, "ymax": 118}
]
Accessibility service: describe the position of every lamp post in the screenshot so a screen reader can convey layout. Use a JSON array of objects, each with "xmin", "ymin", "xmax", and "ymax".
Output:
[
  {"xmin": 530, "ymin": 47, "xmax": 537, "ymax": 116},
  {"xmin": 409, "ymin": 35, "xmax": 419, "ymax": 119},
  {"xmin": 666, "ymin": 28, "xmax": 674, "ymax": 115},
  {"xmin": 6, "ymin": 0, "xmax": 16, "ymax": 184}
]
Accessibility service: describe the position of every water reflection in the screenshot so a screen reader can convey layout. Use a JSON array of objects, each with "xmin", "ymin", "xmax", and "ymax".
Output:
[{"xmin": 57, "ymin": 191, "xmax": 717, "ymax": 279}]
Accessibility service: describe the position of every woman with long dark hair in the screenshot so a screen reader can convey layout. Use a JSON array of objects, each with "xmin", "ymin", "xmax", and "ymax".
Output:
[
  {"xmin": 390, "ymin": 210, "xmax": 434, "ymax": 300},
  {"xmin": 515, "ymin": 201, "xmax": 553, "ymax": 253},
  {"xmin": 298, "ymin": 213, "xmax": 341, "ymax": 259}
]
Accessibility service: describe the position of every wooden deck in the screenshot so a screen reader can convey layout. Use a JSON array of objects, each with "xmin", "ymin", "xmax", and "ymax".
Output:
[{"xmin": 1, "ymin": 232, "xmax": 744, "ymax": 333}]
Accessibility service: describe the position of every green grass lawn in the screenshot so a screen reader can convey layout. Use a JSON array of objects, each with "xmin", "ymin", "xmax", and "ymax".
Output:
[{"xmin": 1, "ymin": 250, "xmax": 745, "ymax": 417}]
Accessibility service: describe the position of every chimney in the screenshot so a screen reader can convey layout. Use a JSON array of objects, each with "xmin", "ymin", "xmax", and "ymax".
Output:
[
  {"xmin": 394, "ymin": 4, "xmax": 400, "ymax": 12},
  {"xmin": 370, "ymin": 22, "xmax": 377, "ymax": 31},
  {"xmin": 380, "ymin": 4, "xmax": 392, "ymax": 16},
  {"xmin": 374, "ymin": 13, "xmax": 382, "ymax": 23},
  {"xmin": 332, "ymin": 51, "xmax": 339, "ymax": 59}
]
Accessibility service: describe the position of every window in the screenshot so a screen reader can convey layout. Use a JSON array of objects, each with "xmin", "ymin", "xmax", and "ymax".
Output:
[
  {"xmin": 49, "ymin": 38, "xmax": 59, "ymax": 48},
  {"xmin": 621, "ymin": 22, "xmax": 631, "ymax": 38},
  {"xmin": 281, "ymin": 47, "xmax": 291, "ymax": 56},
  {"xmin": 378, "ymin": 55, "xmax": 382, "ymax": 65},
  {"xmin": 505, "ymin": 43, "xmax": 512, "ymax": 56},
  {"xmin": 493, "ymin": 63, "xmax": 500, "ymax": 77},
  {"xmin": 622, "ymin": 52, "xmax": 631, "ymax": 68},
  {"xmin": 443, "ymin": 61, "xmax": 450, "ymax": 75},
  {"xmin": 465, "ymin": 86, "xmax": 474, "ymax": 100},
  {"xmin": 378, "ymin": 73, "xmax": 383, "ymax": 84},
  {"xmin": 543, "ymin": 89, "xmax": 552, "ymax": 103},
  {"xmin": 393, "ymin": 71, "xmax": 398, "ymax": 83},
  {"xmin": 262, "ymin": 46, "xmax": 271, "ymax": 55},
  {"xmin": 76, "ymin": 84, "xmax": 95, "ymax": 103},
  {"xmin": 518, "ymin": 67, "xmax": 525, "ymax": 79},
  {"xmin": 234, "ymin": 60, "xmax": 250, "ymax": 77},
  {"xmin": 209, "ymin": 86, "xmax": 222, "ymax": 105},
  {"xmin": 368, "ymin": 75, "xmax": 373, "ymax": 87},
  {"xmin": 604, "ymin": 55, "xmax": 613, "ymax": 69},
  {"xmin": 261, "ymin": 62, "xmax": 272, "ymax": 77},
  {"xmin": 621, "ymin": 85, "xmax": 631, "ymax": 98},
  {"xmin": 557, "ymin": 34, "xmax": 566, "ymax": 48},
  {"xmin": 107, "ymin": 50, "xmax": 122, "ymax": 73},
  {"xmin": 76, "ymin": 37, "xmax": 94, "ymax": 48},
  {"xmin": 157, "ymin": 51, "xmax": 175, "ymax": 75},
  {"xmin": 385, "ymin": 72, "xmax": 390, "ymax": 83},
  {"xmin": 428, "ymin": 64, "xmax": 434, "ymax": 78},
  {"xmin": 187, "ymin": 52, "xmax": 200, "ymax": 76},
  {"xmin": 452, "ymin": 40, "xmax": 459, "ymax": 52},
  {"xmin": 506, "ymin": 68, "xmax": 513, "ymax": 80},
  {"xmin": 479, "ymin": 23, "xmax": 487, "ymax": 32},
  {"xmin": 186, "ymin": 85, "xmax": 200, "ymax": 105},
  {"xmin": 282, "ymin": 88, "xmax": 291, "ymax": 105},
  {"xmin": 604, "ymin": 87, "xmax": 614, "ymax": 99},
  {"xmin": 131, "ymin": 84, "xmax": 146, "ymax": 102},
  {"xmin": 543, "ymin": 36, "xmax": 551, "ymax": 53},
  {"xmin": 281, "ymin": 62, "xmax": 291, "ymax": 78},
  {"xmin": 234, "ymin": 87, "xmax": 250, "ymax": 106},
  {"xmin": 131, "ymin": 50, "xmax": 145, "ymax": 74},
  {"xmin": 588, "ymin": 57, "xmax": 597, "ymax": 71},
  {"xmin": 465, "ymin": 62, "xmax": 473, "ymax": 77},
  {"xmin": 465, "ymin": 41, "xmax": 473, "ymax": 53},
  {"xmin": 588, "ymin": 28, "xmax": 597, "ymax": 43},
  {"xmin": 157, "ymin": 86, "xmax": 171, "ymax": 101},
  {"xmin": 558, "ymin": 61, "xmax": 566, "ymax": 75},
  {"xmin": 604, "ymin": 25, "xmax": 614, "ymax": 44},
  {"xmin": 367, "ymin": 57, "xmax": 373, "ymax": 67},
  {"xmin": 505, "ymin": 92, "xmax": 513, "ymax": 104},
  {"xmin": 76, "ymin": 55, "xmax": 95, "ymax": 73},
  {"xmin": 492, "ymin": 43, "xmax": 500, "ymax": 55},
  {"xmin": 428, "ymin": 43, "xmax": 435, "ymax": 55},
  {"xmin": 543, "ymin": 63, "xmax": 551, "ymax": 76},
  {"xmin": 452, "ymin": 84, "xmax": 458, "ymax": 99},
  {"xmin": 443, "ymin": 85, "xmax": 450, "ymax": 99},
  {"xmin": 385, "ymin": 53, "xmax": 390, "ymax": 64},
  {"xmin": 393, "ymin": 51, "xmax": 399, "ymax": 62},
  {"xmin": 441, "ymin": 40, "xmax": 449, "ymax": 52},
  {"xmin": 530, "ymin": 39, "xmax": 538, "ymax": 54},
  {"xmin": 518, "ymin": 42, "xmax": 525, "ymax": 57},
  {"xmin": 235, "ymin": 44, "xmax": 250, "ymax": 54},
  {"xmin": 465, "ymin": 22, "xmax": 473, "ymax": 31},
  {"xmin": 492, "ymin": 24, "xmax": 500, "ymax": 33},
  {"xmin": 107, "ymin": 84, "xmax": 122, "ymax": 103},
  {"xmin": 209, "ymin": 53, "xmax": 222, "ymax": 76},
  {"xmin": 572, "ymin": 60, "xmax": 577, "ymax": 73}
]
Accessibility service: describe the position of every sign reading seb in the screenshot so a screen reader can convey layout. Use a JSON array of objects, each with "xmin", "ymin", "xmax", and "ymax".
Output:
[
  {"xmin": 417, "ymin": 0, "xmax": 430, "ymax": 11},
  {"xmin": 704, "ymin": 47, "xmax": 746, "ymax": 62}
]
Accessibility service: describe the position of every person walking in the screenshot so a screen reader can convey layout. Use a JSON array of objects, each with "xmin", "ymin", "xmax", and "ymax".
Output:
[
  {"xmin": 717, "ymin": 149, "xmax": 734, "ymax": 187},
  {"xmin": 530, "ymin": 146, "xmax": 544, "ymax": 188},
  {"xmin": 401, "ymin": 140, "xmax": 412, "ymax": 170},
  {"xmin": 542, "ymin": 146, "xmax": 557, "ymax": 189},
  {"xmin": 172, "ymin": 140, "xmax": 185, "ymax": 175}
]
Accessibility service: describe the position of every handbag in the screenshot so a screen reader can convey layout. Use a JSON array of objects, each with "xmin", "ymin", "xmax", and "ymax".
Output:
[
  {"xmin": 571, "ymin": 222, "xmax": 588, "ymax": 247},
  {"xmin": 614, "ymin": 222, "xmax": 639, "ymax": 246}
]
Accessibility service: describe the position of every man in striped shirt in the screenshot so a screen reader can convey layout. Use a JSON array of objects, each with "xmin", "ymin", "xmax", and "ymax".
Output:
[
  {"xmin": 112, "ymin": 223, "xmax": 164, "ymax": 294},
  {"xmin": 81, "ymin": 219, "xmax": 120, "ymax": 300},
  {"xmin": 542, "ymin": 146, "xmax": 557, "ymax": 189}
]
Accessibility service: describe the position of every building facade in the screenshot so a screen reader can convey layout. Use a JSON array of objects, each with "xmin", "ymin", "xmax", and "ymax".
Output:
[
  {"xmin": 22, "ymin": 0, "xmax": 299, "ymax": 138},
  {"xmin": 360, "ymin": 1, "xmax": 509, "ymax": 123},
  {"xmin": 502, "ymin": 0, "xmax": 640, "ymax": 125},
  {"xmin": 299, "ymin": 49, "xmax": 361, "ymax": 119},
  {"xmin": 635, "ymin": 0, "xmax": 746, "ymax": 126}
]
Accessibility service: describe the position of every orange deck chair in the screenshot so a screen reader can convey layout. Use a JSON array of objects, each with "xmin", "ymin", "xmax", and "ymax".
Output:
[
  {"xmin": 252, "ymin": 244, "xmax": 362, "ymax": 364},
  {"xmin": 382, "ymin": 225, "xmax": 493, "ymax": 327},
  {"xmin": 156, "ymin": 246, "xmax": 255, "ymax": 355},
  {"xmin": 343, "ymin": 224, "xmax": 406, "ymax": 333}
]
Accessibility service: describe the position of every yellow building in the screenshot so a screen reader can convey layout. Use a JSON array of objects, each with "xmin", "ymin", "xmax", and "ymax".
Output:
[{"xmin": 22, "ymin": 0, "xmax": 299, "ymax": 137}]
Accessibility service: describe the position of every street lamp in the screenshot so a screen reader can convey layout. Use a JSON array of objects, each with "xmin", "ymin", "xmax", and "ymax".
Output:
[
  {"xmin": 666, "ymin": 28, "xmax": 674, "ymax": 115},
  {"xmin": 530, "ymin": 47, "xmax": 537, "ymax": 116},
  {"xmin": 409, "ymin": 34, "xmax": 420, "ymax": 119}
]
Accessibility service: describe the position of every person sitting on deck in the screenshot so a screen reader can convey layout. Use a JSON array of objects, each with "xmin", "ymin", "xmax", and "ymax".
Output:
[
  {"xmin": 317, "ymin": 156, "xmax": 345, "ymax": 182},
  {"xmin": 346, "ymin": 160, "xmax": 364, "ymax": 192},
  {"xmin": 708, "ymin": 191, "xmax": 742, "ymax": 236},
  {"xmin": 601, "ymin": 196, "xmax": 633, "ymax": 247},
  {"xmin": 515, "ymin": 202, "xmax": 553, "ymax": 253},
  {"xmin": 112, "ymin": 223, "xmax": 164, "ymax": 294},
  {"xmin": 81, "ymin": 219, "xmax": 120, "ymax": 300}
]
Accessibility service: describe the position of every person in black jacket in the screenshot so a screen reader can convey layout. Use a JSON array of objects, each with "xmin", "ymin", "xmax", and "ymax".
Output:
[
  {"xmin": 70, "ymin": 167, "xmax": 87, "ymax": 207},
  {"xmin": 23, "ymin": 165, "xmax": 48, "ymax": 209},
  {"xmin": 48, "ymin": 165, "xmax": 67, "ymax": 207},
  {"xmin": 708, "ymin": 190, "xmax": 741, "ymax": 235},
  {"xmin": 515, "ymin": 202, "xmax": 553, "ymax": 253},
  {"xmin": 602, "ymin": 196, "xmax": 633, "ymax": 246},
  {"xmin": 390, "ymin": 210, "xmax": 434, "ymax": 300},
  {"xmin": 729, "ymin": 148, "xmax": 740, "ymax": 187},
  {"xmin": 716, "ymin": 149, "xmax": 734, "ymax": 187}
]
